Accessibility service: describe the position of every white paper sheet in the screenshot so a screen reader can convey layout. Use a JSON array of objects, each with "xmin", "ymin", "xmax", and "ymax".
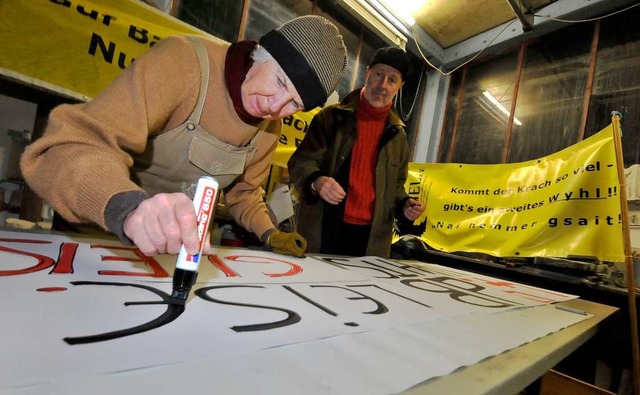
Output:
[{"xmin": 0, "ymin": 230, "xmax": 584, "ymax": 394}]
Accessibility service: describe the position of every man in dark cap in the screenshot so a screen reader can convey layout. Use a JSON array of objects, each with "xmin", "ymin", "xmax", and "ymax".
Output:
[
  {"xmin": 288, "ymin": 46, "xmax": 425, "ymax": 258},
  {"xmin": 22, "ymin": 16, "xmax": 347, "ymax": 258}
]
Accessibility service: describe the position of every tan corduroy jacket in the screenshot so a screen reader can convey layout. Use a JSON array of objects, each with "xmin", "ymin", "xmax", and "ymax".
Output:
[{"xmin": 21, "ymin": 35, "xmax": 280, "ymax": 240}]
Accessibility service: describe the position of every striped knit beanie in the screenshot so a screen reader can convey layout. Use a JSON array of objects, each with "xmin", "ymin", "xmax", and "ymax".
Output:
[{"xmin": 260, "ymin": 16, "xmax": 347, "ymax": 110}]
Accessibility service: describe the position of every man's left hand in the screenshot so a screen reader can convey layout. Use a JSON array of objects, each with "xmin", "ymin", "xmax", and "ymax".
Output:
[
  {"xmin": 267, "ymin": 230, "xmax": 308, "ymax": 258},
  {"xmin": 403, "ymin": 198, "xmax": 425, "ymax": 221}
]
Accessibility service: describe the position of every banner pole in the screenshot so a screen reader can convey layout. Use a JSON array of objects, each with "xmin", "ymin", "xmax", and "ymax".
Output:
[{"xmin": 611, "ymin": 111, "xmax": 640, "ymax": 394}]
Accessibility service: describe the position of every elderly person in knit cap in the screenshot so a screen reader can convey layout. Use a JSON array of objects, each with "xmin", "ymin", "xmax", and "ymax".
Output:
[
  {"xmin": 288, "ymin": 46, "xmax": 425, "ymax": 258},
  {"xmin": 21, "ymin": 16, "xmax": 347, "ymax": 258}
]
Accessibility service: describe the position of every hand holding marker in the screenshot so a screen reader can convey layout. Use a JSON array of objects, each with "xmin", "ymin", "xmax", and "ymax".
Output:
[{"xmin": 170, "ymin": 176, "xmax": 219, "ymax": 305}]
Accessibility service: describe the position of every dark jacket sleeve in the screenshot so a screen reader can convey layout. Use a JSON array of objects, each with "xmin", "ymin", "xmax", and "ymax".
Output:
[
  {"xmin": 392, "ymin": 130, "xmax": 425, "ymax": 236},
  {"xmin": 393, "ymin": 130, "xmax": 411, "ymax": 216},
  {"xmin": 288, "ymin": 107, "xmax": 333, "ymax": 202}
]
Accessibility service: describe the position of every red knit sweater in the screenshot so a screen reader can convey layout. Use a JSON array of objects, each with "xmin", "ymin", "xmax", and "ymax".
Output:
[{"xmin": 343, "ymin": 91, "xmax": 392, "ymax": 225}]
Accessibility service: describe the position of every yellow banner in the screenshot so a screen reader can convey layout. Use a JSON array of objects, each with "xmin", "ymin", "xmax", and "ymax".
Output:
[
  {"xmin": 406, "ymin": 124, "xmax": 625, "ymax": 262},
  {"xmin": 0, "ymin": 0, "xmax": 205, "ymax": 99},
  {"xmin": 271, "ymin": 108, "xmax": 320, "ymax": 168}
]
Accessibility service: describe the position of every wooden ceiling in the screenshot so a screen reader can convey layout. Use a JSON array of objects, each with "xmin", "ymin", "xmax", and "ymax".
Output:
[
  {"xmin": 413, "ymin": 0, "xmax": 553, "ymax": 48},
  {"xmin": 381, "ymin": 0, "xmax": 640, "ymax": 69}
]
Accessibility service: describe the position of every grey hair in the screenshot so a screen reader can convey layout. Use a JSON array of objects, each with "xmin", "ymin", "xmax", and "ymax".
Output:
[{"xmin": 251, "ymin": 45, "xmax": 274, "ymax": 64}]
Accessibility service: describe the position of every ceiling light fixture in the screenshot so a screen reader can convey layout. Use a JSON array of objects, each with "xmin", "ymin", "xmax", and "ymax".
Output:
[
  {"xmin": 364, "ymin": 0, "xmax": 412, "ymax": 36},
  {"xmin": 482, "ymin": 91, "xmax": 523, "ymax": 126},
  {"xmin": 339, "ymin": 0, "xmax": 408, "ymax": 48},
  {"xmin": 375, "ymin": 0, "xmax": 418, "ymax": 27}
]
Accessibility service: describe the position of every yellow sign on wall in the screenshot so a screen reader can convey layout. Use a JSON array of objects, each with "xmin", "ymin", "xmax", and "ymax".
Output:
[
  {"xmin": 0, "ymin": 0, "xmax": 206, "ymax": 99},
  {"xmin": 271, "ymin": 108, "xmax": 320, "ymax": 168},
  {"xmin": 406, "ymin": 124, "xmax": 625, "ymax": 262}
]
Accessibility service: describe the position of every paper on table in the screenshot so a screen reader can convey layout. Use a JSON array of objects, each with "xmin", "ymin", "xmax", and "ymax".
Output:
[
  {"xmin": 0, "ymin": 230, "xmax": 582, "ymax": 394},
  {"xmin": 10, "ymin": 305, "xmax": 589, "ymax": 395}
]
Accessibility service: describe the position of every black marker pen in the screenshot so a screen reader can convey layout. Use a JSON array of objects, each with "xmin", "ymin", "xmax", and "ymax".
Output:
[{"xmin": 170, "ymin": 176, "xmax": 219, "ymax": 305}]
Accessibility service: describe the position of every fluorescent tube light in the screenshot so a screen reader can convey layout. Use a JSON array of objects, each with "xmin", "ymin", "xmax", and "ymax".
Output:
[
  {"xmin": 483, "ymin": 91, "xmax": 523, "ymax": 126},
  {"xmin": 339, "ymin": 0, "xmax": 407, "ymax": 48},
  {"xmin": 375, "ymin": 0, "xmax": 418, "ymax": 27}
]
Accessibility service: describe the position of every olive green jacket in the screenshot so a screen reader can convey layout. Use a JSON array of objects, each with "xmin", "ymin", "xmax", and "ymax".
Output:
[{"xmin": 288, "ymin": 90, "xmax": 411, "ymax": 257}]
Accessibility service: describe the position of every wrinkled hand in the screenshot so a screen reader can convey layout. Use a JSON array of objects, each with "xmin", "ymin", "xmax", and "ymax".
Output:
[
  {"xmin": 314, "ymin": 176, "xmax": 346, "ymax": 205},
  {"xmin": 123, "ymin": 193, "xmax": 200, "ymax": 256},
  {"xmin": 403, "ymin": 198, "xmax": 425, "ymax": 221},
  {"xmin": 267, "ymin": 230, "xmax": 307, "ymax": 258}
]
